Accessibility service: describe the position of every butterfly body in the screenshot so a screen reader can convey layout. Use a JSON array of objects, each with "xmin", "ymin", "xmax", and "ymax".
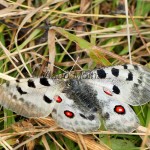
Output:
[{"xmin": 0, "ymin": 64, "xmax": 150, "ymax": 133}]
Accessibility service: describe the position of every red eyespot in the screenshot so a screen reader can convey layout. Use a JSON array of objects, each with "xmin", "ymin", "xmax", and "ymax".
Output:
[
  {"xmin": 64, "ymin": 110, "xmax": 74, "ymax": 118},
  {"xmin": 114, "ymin": 105, "xmax": 125, "ymax": 114},
  {"xmin": 54, "ymin": 95, "xmax": 62, "ymax": 103},
  {"xmin": 103, "ymin": 87, "xmax": 112, "ymax": 96}
]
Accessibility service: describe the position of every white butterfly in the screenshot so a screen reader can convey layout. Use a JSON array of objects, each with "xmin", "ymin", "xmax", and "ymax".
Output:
[{"xmin": 0, "ymin": 64, "xmax": 150, "ymax": 134}]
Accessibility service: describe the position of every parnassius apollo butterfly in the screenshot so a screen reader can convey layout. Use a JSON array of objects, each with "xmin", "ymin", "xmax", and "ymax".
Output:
[{"xmin": 0, "ymin": 64, "xmax": 150, "ymax": 134}]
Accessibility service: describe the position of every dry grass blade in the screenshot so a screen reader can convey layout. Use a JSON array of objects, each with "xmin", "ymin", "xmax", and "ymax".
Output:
[
  {"xmin": 137, "ymin": 125, "xmax": 150, "ymax": 148},
  {"xmin": 48, "ymin": 28, "xmax": 56, "ymax": 74},
  {"xmin": 36, "ymin": 118, "xmax": 110, "ymax": 150}
]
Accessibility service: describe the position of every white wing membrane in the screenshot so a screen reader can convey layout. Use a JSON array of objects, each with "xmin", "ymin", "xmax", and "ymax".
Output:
[
  {"xmin": 100, "ymin": 98, "xmax": 139, "ymax": 132},
  {"xmin": 0, "ymin": 78, "xmax": 59, "ymax": 117}
]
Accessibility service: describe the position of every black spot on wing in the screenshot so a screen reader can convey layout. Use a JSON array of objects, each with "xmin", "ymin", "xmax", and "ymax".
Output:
[
  {"xmin": 97, "ymin": 69, "xmax": 106, "ymax": 78},
  {"xmin": 80, "ymin": 113, "xmax": 87, "ymax": 119},
  {"xmin": 16, "ymin": 79, "xmax": 20, "ymax": 82},
  {"xmin": 138, "ymin": 79, "xmax": 142, "ymax": 84},
  {"xmin": 28, "ymin": 79, "xmax": 36, "ymax": 88},
  {"xmin": 92, "ymin": 107, "xmax": 98, "ymax": 112},
  {"xmin": 80, "ymin": 114, "xmax": 95, "ymax": 121},
  {"xmin": 134, "ymin": 83, "xmax": 139, "ymax": 88},
  {"xmin": 133, "ymin": 65, "xmax": 139, "ymax": 70},
  {"xmin": 16, "ymin": 86, "xmax": 27, "ymax": 95},
  {"xmin": 40, "ymin": 78, "xmax": 50, "ymax": 86},
  {"xmin": 126, "ymin": 71, "xmax": 133, "ymax": 81},
  {"xmin": 111, "ymin": 68, "xmax": 119, "ymax": 77},
  {"xmin": 103, "ymin": 112, "xmax": 110, "ymax": 119},
  {"xmin": 88, "ymin": 114, "xmax": 95, "ymax": 121},
  {"xmin": 43, "ymin": 95, "xmax": 52, "ymax": 103},
  {"xmin": 113, "ymin": 85, "xmax": 120, "ymax": 94},
  {"xmin": 123, "ymin": 64, "xmax": 128, "ymax": 69}
]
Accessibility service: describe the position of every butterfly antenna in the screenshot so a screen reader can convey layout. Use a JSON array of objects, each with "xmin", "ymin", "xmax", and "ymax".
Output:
[
  {"xmin": 68, "ymin": 56, "xmax": 83, "ymax": 77},
  {"xmin": 47, "ymin": 62, "xmax": 68, "ymax": 74},
  {"xmin": 55, "ymin": 37, "xmax": 83, "ymax": 70},
  {"xmin": 32, "ymin": 62, "xmax": 68, "ymax": 77},
  {"xmin": 30, "ymin": 52, "xmax": 68, "ymax": 75}
]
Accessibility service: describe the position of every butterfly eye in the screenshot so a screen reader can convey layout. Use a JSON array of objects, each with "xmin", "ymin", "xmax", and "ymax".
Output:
[
  {"xmin": 54, "ymin": 95, "xmax": 62, "ymax": 103},
  {"xmin": 103, "ymin": 87, "xmax": 112, "ymax": 96},
  {"xmin": 114, "ymin": 105, "xmax": 125, "ymax": 114},
  {"xmin": 64, "ymin": 110, "xmax": 74, "ymax": 118}
]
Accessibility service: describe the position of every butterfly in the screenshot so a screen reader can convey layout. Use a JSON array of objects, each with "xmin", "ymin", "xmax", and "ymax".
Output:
[{"xmin": 0, "ymin": 64, "xmax": 150, "ymax": 134}]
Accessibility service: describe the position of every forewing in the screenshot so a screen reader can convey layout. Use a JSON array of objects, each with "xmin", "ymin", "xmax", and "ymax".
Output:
[
  {"xmin": 85, "ymin": 64, "xmax": 150, "ymax": 106},
  {"xmin": 0, "ymin": 78, "xmax": 59, "ymax": 117}
]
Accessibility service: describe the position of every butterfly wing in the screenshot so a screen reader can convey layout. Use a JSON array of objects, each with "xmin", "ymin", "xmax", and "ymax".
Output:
[
  {"xmin": 78, "ymin": 79, "xmax": 140, "ymax": 132},
  {"xmin": 85, "ymin": 64, "xmax": 150, "ymax": 106},
  {"xmin": 0, "ymin": 78, "xmax": 60, "ymax": 117},
  {"xmin": 51, "ymin": 79, "xmax": 101, "ymax": 133},
  {"xmin": 81, "ymin": 64, "xmax": 150, "ymax": 132},
  {"xmin": 51, "ymin": 93, "xmax": 100, "ymax": 133},
  {"xmin": 100, "ymin": 97, "xmax": 139, "ymax": 132}
]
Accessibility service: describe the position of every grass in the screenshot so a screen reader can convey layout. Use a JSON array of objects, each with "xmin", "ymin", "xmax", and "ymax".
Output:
[{"xmin": 0, "ymin": 0, "xmax": 150, "ymax": 149}]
